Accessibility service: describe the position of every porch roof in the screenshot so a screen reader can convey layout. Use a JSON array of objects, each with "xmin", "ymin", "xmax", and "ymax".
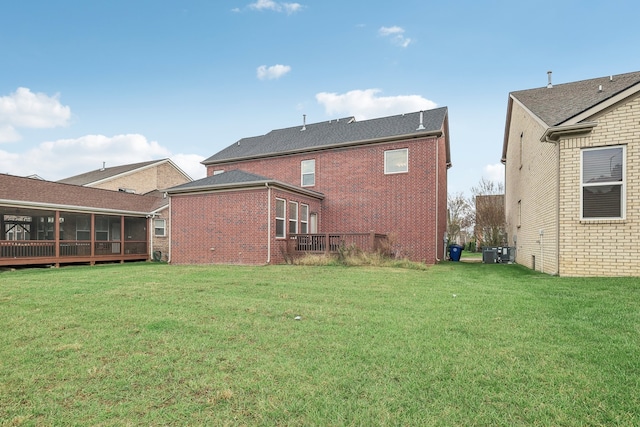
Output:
[
  {"xmin": 167, "ymin": 170, "xmax": 325, "ymax": 199},
  {"xmin": 0, "ymin": 174, "xmax": 166, "ymax": 215}
]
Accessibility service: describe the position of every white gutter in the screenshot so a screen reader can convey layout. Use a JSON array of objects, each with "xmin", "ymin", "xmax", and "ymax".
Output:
[
  {"xmin": 540, "ymin": 122, "xmax": 597, "ymax": 143},
  {"xmin": 0, "ymin": 199, "xmax": 151, "ymax": 217}
]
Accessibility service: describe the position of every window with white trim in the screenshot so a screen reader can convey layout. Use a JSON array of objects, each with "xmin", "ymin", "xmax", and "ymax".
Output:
[
  {"xmin": 581, "ymin": 146, "xmax": 625, "ymax": 219},
  {"xmin": 384, "ymin": 148, "xmax": 408, "ymax": 174},
  {"xmin": 275, "ymin": 198, "xmax": 286, "ymax": 238},
  {"xmin": 301, "ymin": 159, "xmax": 315, "ymax": 186},
  {"xmin": 300, "ymin": 204, "xmax": 309, "ymax": 234},
  {"xmin": 289, "ymin": 201, "xmax": 298, "ymax": 234},
  {"xmin": 154, "ymin": 219, "xmax": 166, "ymax": 237}
]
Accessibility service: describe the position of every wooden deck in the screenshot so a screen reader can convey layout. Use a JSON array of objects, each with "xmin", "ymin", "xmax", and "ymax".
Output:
[
  {"xmin": 286, "ymin": 232, "xmax": 389, "ymax": 256},
  {"xmin": 0, "ymin": 240, "xmax": 148, "ymax": 267}
]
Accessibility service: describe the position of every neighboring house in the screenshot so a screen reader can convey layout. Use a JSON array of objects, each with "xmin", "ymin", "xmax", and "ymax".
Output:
[
  {"xmin": 501, "ymin": 71, "xmax": 640, "ymax": 276},
  {"xmin": 0, "ymin": 174, "xmax": 166, "ymax": 268},
  {"xmin": 58, "ymin": 158, "xmax": 192, "ymax": 261},
  {"xmin": 168, "ymin": 109, "xmax": 451, "ymax": 265}
]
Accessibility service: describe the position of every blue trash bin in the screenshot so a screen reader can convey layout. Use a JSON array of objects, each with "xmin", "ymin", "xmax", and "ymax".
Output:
[{"xmin": 449, "ymin": 244, "xmax": 463, "ymax": 262}]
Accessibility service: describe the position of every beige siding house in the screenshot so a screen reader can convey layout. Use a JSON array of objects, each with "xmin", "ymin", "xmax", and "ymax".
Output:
[
  {"xmin": 502, "ymin": 71, "xmax": 640, "ymax": 276},
  {"xmin": 58, "ymin": 159, "xmax": 192, "ymax": 261}
]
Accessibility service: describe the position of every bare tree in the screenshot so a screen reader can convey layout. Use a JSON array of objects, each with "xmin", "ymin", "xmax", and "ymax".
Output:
[
  {"xmin": 447, "ymin": 192, "xmax": 473, "ymax": 245},
  {"xmin": 471, "ymin": 178, "xmax": 506, "ymax": 247}
]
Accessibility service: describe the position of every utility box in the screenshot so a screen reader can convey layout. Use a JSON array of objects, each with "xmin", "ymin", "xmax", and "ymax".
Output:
[{"xmin": 482, "ymin": 247, "xmax": 498, "ymax": 263}]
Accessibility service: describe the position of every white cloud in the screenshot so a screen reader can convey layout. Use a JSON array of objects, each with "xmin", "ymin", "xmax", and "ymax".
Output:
[
  {"xmin": 315, "ymin": 89, "xmax": 437, "ymax": 120},
  {"xmin": 170, "ymin": 153, "xmax": 206, "ymax": 180},
  {"xmin": 483, "ymin": 163, "xmax": 505, "ymax": 184},
  {"xmin": 0, "ymin": 87, "xmax": 71, "ymax": 142},
  {"xmin": 257, "ymin": 64, "xmax": 291, "ymax": 80},
  {"xmin": 247, "ymin": 0, "xmax": 302, "ymax": 14},
  {"xmin": 0, "ymin": 134, "xmax": 175, "ymax": 180},
  {"xmin": 379, "ymin": 26, "xmax": 412, "ymax": 48}
]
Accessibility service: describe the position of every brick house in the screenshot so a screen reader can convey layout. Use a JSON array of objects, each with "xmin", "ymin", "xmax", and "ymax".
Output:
[
  {"xmin": 58, "ymin": 158, "xmax": 192, "ymax": 261},
  {"xmin": 501, "ymin": 71, "xmax": 640, "ymax": 276},
  {"xmin": 0, "ymin": 174, "xmax": 166, "ymax": 268},
  {"xmin": 168, "ymin": 109, "xmax": 451, "ymax": 265}
]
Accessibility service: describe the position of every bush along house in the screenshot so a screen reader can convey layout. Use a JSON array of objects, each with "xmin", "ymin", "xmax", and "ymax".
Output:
[{"xmin": 168, "ymin": 109, "xmax": 452, "ymax": 265}]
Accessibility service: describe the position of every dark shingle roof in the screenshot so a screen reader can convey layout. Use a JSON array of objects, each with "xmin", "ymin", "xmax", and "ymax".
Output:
[
  {"xmin": 57, "ymin": 159, "xmax": 166, "ymax": 185},
  {"xmin": 203, "ymin": 108, "xmax": 448, "ymax": 164},
  {"xmin": 169, "ymin": 170, "xmax": 271, "ymax": 191},
  {"xmin": 1, "ymin": 174, "xmax": 166, "ymax": 213},
  {"xmin": 167, "ymin": 170, "xmax": 324, "ymax": 199},
  {"xmin": 511, "ymin": 71, "xmax": 640, "ymax": 126}
]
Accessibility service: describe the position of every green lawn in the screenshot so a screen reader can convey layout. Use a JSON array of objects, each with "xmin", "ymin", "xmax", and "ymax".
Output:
[{"xmin": 1, "ymin": 262, "xmax": 639, "ymax": 426}]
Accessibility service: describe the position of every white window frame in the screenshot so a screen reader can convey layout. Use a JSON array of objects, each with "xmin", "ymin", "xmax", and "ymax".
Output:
[
  {"xmin": 154, "ymin": 219, "xmax": 166, "ymax": 237},
  {"xmin": 289, "ymin": 201, "xmax": 298, "ymax": 234},
  {"xmin": 580, "ymin": 145, "xmax": 626, "ymax": 220},
  {"xmin": 300, "ymin": 204, "xmax": 309, "ymax": 234},
  {"xmin": 76, "ymin": 216, "xmax": 91, "ymax": 241},
  {"xmin": 95, "ymin": 217, "xmax": 109, "ymax": 241},
  {"xmin": 275, "ymin": 198, "xmax": 286, "ymax": 239},
  {"xmin": 384, "ymin": 148, "xmax": 408, "ymax": 174},
  {"xmin": 301, "ymin": 159, "xmax": 315, "ymax": 187}
]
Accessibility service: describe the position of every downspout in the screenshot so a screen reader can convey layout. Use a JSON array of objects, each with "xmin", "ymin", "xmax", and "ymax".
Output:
[
  {"xmin": 266, "ymin": 182, "xmax": 271, "ymax": 264},
  {"xmin": 435, "ymin": 137, "xmax": 441, "ymax": 262},
  {"xmin": 149, "ymin": 215, "xmax": 153, "ymax": 261},
  {"xmin": 556, "ymin": 138, "xmax": 561, "ymax": 275},
  {"xmin": 167, "ymin": 197, "xmax": 172, "ymax": 263}
]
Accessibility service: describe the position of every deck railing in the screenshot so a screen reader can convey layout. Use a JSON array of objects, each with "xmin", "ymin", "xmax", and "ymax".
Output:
[{"xmin": 287, "ymin": 232, "xmax": 389, "ymax": 255}]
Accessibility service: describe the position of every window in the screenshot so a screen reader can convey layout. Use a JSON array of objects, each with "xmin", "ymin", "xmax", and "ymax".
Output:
[
  {"xmin": 301, "ymin": 159, "xmax": 315, "ymax": 186},
  {"xmin": 310, "ymin": 213, "xmax": 318, "ymax": 233},
  {"xmin": 384, "ymin": 148, "xmax": 408, "ymax": 174},
  {"xmin": 275, "ymin": 198, "xmax": 286, "ymax": 238},
  {"xmin": 213, "ymin": 169, "xmax": 224, "ymax": 175},
  {"xmin": 300, "ymin": 204, "xmax": 309, "ymax": 234},
  {"xmin": 154, "ymin": 219, "xmax": 166, "ymax": 237},
  {"xmin": 289, "ymin": 201, "xmax": 298, "ymax": 234},
  {"xmin": 581, "ymin": 146, "xmax": 625, "ymax": 219}
]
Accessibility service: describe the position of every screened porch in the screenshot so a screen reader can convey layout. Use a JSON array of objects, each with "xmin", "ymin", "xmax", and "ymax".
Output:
[{"xmin": 1, "ymin": 208, "xmax": 149, "ymax": 268}]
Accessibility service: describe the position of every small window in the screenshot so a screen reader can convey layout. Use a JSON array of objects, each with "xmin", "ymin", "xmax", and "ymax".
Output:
[
  {"xmin": 384, "ymin": 148, "xmax": 408, "ymax": 174},
  {"xmin": 275, "ymin": 198, "xmax": 286, "ymax": 238},
  {"xmin": 289, "ymin": 201, "xmax": 298, "ymax": 234},
  {"xmin": 301, "ymin": 159, "xmax": 315, "ymax": 186},
  {"xmin": 581, "ymin": 146, "xmax": 625, "ymax": 219},
  {"xmin": 154, "ymin": 219, "xmax": 166, "ymax": 237},
  {"xmin": 300, "ymin": 204, "xmax": 309, "ymax": 234},
  {"xmin": 213, "ymin": 169, "xmax": 224, "ymax": 175}
]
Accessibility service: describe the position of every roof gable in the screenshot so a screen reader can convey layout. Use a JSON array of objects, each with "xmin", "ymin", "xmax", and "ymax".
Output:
[
  {"xmin": 203, "ymin": 108, "xmax": 448, "ymax": 164},
  {"xmin": 510, "ymin": 71, "xmax": 640, "ymax": 126},
  {"xmin": 57, "ymin": 158, "xmax": 188, "ymax": 186}
]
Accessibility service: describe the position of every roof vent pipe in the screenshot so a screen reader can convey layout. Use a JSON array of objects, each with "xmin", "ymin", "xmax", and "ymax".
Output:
[
  {"xmin": 301, "ymin": 114, "xmax": 306, "ymax": 131},
  {"xmin": 416, "ymin": 111, "xmax": 425, "ymax": 131},
  {"xmin": 547, "ymin": 70, "xmax": 553, "ymax": 88},
  {"xmin": 598, "ymin": 84, "xmax": 603, "ymax": 92},
  {"xmin": 100, "ymin": 162, "xmax": 105, "ymax": 171}
]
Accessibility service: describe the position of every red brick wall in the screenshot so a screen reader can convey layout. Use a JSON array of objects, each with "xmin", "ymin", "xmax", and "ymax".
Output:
[
  {"xmin": 170, "ymin": 187, "xmax": 322, "ymax": 265},
  {"xmin": 170, "ymin": 189, "xmax": 269, "ymax": 265},
  {"xmin": 206, "ymin": 136, "xmax": 447, "ymax": 263}
]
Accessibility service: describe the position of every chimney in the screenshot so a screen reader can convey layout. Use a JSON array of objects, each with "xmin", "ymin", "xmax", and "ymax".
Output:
[
  {"xmin": 301, "ymin": 114, "xmax": 306, "ymax": 131},
  {"xmin": 416, "ymin": 111, "xmax": 425, "ymax": 131},
  {"xmin": 547, "ymin": 71, "xmax": 553, "ymax": 88}
]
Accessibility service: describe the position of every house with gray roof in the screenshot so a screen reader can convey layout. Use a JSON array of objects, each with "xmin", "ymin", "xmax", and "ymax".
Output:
[
  {"xmin": 168, "ymin": 109, "xmax": 451, "ymax": 265},
  {"xmin": 501, "ymin": 71, "xmax": 640, "ymax": 276}
]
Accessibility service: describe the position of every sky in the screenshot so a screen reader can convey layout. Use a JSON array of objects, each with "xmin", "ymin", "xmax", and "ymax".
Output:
[{"xmin": 2, "ymin": 0, "xmax": 640, "ymax": 196}]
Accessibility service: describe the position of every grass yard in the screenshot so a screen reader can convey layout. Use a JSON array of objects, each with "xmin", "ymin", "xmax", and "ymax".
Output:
[{"xmin": 1, "ymin": 262, "xmax": 639, "ymax": 426}]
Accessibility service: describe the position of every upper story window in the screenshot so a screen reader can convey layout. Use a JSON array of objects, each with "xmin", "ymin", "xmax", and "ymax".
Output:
[
  {"xmin": 581, "ymin": 146, "xmax": 625, "ymax": 219},
  {"xmin": 275, "ymin": 198, "xmax": 286, "ymax": 238},
  {"xmin": 301, "ymin": 159, "xmax": 315, "ymax": 186},
  {"xmin": 384, "ymin": 148, "xmax": 408, "ymax": 174}
]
